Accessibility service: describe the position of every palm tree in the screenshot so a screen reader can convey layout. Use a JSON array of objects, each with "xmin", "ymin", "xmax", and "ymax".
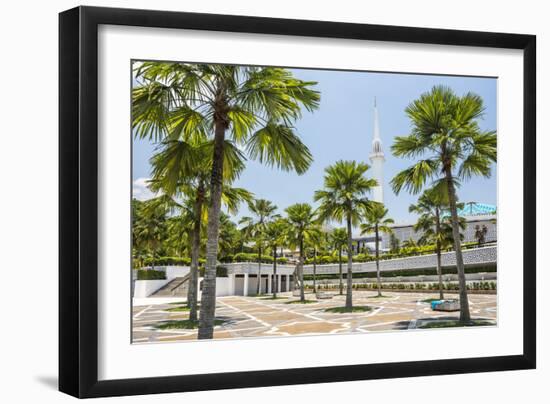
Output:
[
  {"xmin": 360, "ymin": 203, "xmax": 394, "ymax": 297},
  {"xmin": 264, "ymin": 219, "xmax": 287, "ymax": 298},
  {"xmin": 402, "ymin": 238, "xmax": 419, "ymax": 249},
  {"xmin": 474, "ymin": 224, "xmax": 488, "ymax": 246},
  {"xmin": 329, "ymin": 228, "xmax": 348, "ymax": 295},
  {"xmin": 133, "ymin": 62, "xmax": 320, "ymax": 338},
  {"xmin": 315, "ymin": 160, "xmax": 378, "ymax": 309},
  {"xmin": 391, "ymin": 85, "xmax": 497, "ymax": 322},
  {"xmin": 307, "ymin": 230, "xmax": 324, "ymax": 294},
  {"xmin": 284, "ymin": 203, "xmax": 321, "ymax": 302},
  {"xmin": 239, "ymin": 199, "xmax": 279, "ymax": 295},
  {"xmin": 389, "ymin": 233, "xmax": 400, "ymax": 253},
  {"xmin": 409, "ymin": 188, "xmax": 452, "ymax": 299},
  {"xmin": 149, "ymin": 137, "xmax": 249, "ymax": 322}
]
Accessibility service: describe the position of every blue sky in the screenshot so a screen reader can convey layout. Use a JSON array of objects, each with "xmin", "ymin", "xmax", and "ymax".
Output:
[{"xmin": 132, "ymin": 67, "xmax": 496, "ymax": 225}]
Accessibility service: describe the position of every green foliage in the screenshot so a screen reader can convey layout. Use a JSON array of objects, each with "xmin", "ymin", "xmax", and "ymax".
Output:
[
  {"xmin": 199, "ymin": 266, "xmax": 228, "ymax": 277},
  {"xmin": 418, "ymin": 319, "xmax": 495, "ymax": 329},
  {"xmin": 154, "ymin": 319, "xmax": 225, "ymax": 329},
  {"xmin": 324, "ymin": 306, "xmax": 372, "ymax": 313},
  {"xmin": 143, "ymin": 256, "xmax": 191, "ymax": 267},
  {"xmin": 303, "ymin": 265, "xmax": 496, "ymax": 281},
  {"xmin": 136, "ymin": 269, "xmax": 166, "ymax": 280},
  {"xmin": 314, "ymin": 160, "xmax": 378, "ymax": 227}
]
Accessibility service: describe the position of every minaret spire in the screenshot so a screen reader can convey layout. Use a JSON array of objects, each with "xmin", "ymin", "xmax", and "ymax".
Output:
[{"xmin": 369, "ymin": 97, "xmax": 385, "ymax": 204}]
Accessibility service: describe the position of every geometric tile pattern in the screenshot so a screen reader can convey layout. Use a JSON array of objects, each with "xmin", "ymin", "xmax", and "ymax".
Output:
[{"xmin": 132, "ymin": 291, "xmax": 497, "ymax": 343}]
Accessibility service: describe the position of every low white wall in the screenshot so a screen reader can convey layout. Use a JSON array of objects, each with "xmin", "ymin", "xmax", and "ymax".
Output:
[
  {"xmin": 133, "ymin": 279, "xmax": 170, "ymax": 298},
  {"xmin": 196, "ymin": 277, "xmax": 233, "ymax": 299},
  {"xmin": 165, "ymin": 266, "xmax": 190, "ymax": 280},
  {"xmin": 215, "ymin": 278, "xmax": 233, "ymax": 297}
]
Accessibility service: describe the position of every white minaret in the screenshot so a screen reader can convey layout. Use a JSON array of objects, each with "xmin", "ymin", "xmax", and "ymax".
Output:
[{"xmin": 369, "ymin": 97, "xmax": 385, "ymax": 204}]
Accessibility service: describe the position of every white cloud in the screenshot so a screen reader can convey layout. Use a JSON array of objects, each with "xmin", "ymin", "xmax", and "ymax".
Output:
[{"xmin": 132, "ymin": 177, "xmax": 160, "ymax": 201}]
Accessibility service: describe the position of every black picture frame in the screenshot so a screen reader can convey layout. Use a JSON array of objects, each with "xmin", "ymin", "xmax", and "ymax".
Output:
[{"xmin": 59, "ymin": 5, "xmax": 536, "ymax": 398}]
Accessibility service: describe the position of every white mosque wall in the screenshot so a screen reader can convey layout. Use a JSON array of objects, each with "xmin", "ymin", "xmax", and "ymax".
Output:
[{"xmin": 223, "ymin": 245, "xmax": 496, "ymax": 276}]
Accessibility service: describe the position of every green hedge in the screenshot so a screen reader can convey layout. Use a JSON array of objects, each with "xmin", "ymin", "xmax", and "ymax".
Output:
[
  {"xmin": 143, "ymin": 256, "xmax": 191, "ymax": 267},
  {"xmin": 199, "ymin": 265, "xmax": 228, "ymax": 277},
  {"xmin": 224, "ymin": 253, "xmax": 288, "ymax": 264},
  {"xmin": 303, "ymin": 265, "xmax": 496, "ymax": 281},
  {"xmin": 136, "ymin": 269, "xmax": 166, "ymax": 280},
  {"xmin": 306, "ymin": 281, "xmax": 497, "ymax": 291}
]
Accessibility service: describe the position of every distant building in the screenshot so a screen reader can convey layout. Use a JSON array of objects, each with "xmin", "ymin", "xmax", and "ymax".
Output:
[{"xmin": 353, "ymin": 204, "xmax": 497, "ymax": 254}]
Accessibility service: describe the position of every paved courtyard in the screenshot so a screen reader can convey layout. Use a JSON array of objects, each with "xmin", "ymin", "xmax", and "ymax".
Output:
[{"xmin": 132, "ymin": 291, "xmax": 497, "ymax": 343}]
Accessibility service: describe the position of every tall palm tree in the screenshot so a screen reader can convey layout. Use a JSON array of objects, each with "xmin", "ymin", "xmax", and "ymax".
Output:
[
  {"xmin": 149, "ymin": 138, "xmax": 249, "ymax": 322},
  {"xmin": 264, "ymin": 218, "xmax": 287, "ymax": 298},
  {"xmin": 409, "ymin": 188, "xmax": 451, "ymax": 300},
  {"xmin": 360, "ymin": 203, "xmax": 394, "ymax": 297},
  {"xmin": 133, "ymin": 62, "xmax": 320, "ymax": 338},
  {"xmin": 329, "ymin": 228, "xmax": 348, "ymax": 295},
  {"xmin": 391, "ymin": 85, "xmax": 497, "ymax": 322},
  {"xmin": 307, "ymin": 230, "xmax": 324, "ymax": 293},
  {"xmin": 284, "ymin": 203, "xmax": 321, "ymax": 302},
  {"xmin": 314, "ymin": 160, "xmax": 378, "ymax": 309},
  {"xmin": 239, "ymin": 199, "xmax": 279, "ymax": 295}
]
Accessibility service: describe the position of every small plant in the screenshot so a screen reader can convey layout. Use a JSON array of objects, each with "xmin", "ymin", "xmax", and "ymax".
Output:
[
  {"xmin": 164, "ymin": 305, "xmax": 200, "ymax": 312},
  {"xmin": 154, "ymin": 319, "xmax": 225, "ymax": 330},
  {"xmin": 136, "ymin": 269, "xmax": 166, "ymax": 280},
  {"xmin": 418, "ymin": 319, "xmax": 495, "ymax": 329},
  {"xmin": 285, "ymin": 299, "xmax": 317, "ymax": 304},
  {"xmin": 324, "ymin": 306, "xmax": 372, "ymax": 313}
]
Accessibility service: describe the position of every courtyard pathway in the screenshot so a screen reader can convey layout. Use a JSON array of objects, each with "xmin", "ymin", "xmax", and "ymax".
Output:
[{"xmin": 132, "ymin": 291, "xmax": 497, "ymax": 343}]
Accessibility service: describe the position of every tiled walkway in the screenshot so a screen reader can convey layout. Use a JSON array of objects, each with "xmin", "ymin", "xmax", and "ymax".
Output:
[{"xmin": 132, "ymin": 291, "xmax": 497, "ymax": 343}]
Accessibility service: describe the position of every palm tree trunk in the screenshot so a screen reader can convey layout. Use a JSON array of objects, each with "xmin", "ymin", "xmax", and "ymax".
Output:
[
  {"xmin": 272, "ymin": 245, "xmax": 277, "ymax": 299},
  {"xmin": 313, "ymin": 247, "xmax": 317, "ymax": 294},
  {"xmin": 299, "ymin": 238, "xmax": 305, "ymax": 302},
  {"xmin": 257, "ymin": 245, "xmax": 262, "ymax": 295},
  {"xmin": 375, "ymin": 225, "xmax": 381, "ymax": 297},
  {"xmin": 345, "ymin": 214, "xmax": 353, "ymax": 309},
  {"xmin": 338, "ymin": 249, "xmax": 343, "ymax": 295},
  {"xmin": 444, "ymin": 167, "xmax": 470, "ymax": 322},
  {"xmin": 187, "ymin": 186, "xmax": 204, "ymax": 322},
  {"xmin": 435, "ymin": 207, "xmax": 444, "ymax": 300},
  {"xmin": 198, "ymin": 118, "xmax": 226, "ymax": 340}
]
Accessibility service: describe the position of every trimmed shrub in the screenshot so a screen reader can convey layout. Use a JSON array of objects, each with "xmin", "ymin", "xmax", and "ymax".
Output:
[
  {"xmin": 137, "ymin": 269, "xmax": 166, "ymax": 280},
  {"xmin": 199, "ymin": 265, "xmax": 228, "ymax": 277},
  {"xmin": 143, "ymin": 256, "xmax": 191, "ymax": 267},
  {"xmin": 232, "ymin": 252, "xmax": 274, "ymax": 263}
]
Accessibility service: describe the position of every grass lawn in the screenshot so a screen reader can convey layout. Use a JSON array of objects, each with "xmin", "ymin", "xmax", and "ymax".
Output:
[
  {"xmin": 418, "ymin": 319, "xmax": 495, "ymax": 329},
  {"xmin": 259, "ymin": 296, "xmax": 288, "ymax": 300},
  {"xmin": 324, "ymin": 306, "xmax": 372, "ymax": 313},
  {"xmin": 164, "ymin": 305, "xmax": 199, "ymax": 312},
  {"xmin": 154, "ymin": 319, "xmax": 225, "ymax": 330},
  {"xmin": 285, "ymin": 299, "xmax": 318, "ymax": 304}
]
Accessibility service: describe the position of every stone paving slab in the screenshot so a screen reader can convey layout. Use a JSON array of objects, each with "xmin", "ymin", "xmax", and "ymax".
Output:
[{"xmin": 132, "ymin": 291, "xmax": 497, "ymax": 343}]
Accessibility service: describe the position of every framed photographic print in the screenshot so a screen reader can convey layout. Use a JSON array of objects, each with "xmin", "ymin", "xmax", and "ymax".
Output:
[{"xmin": 59, "ymin": 6, "xmax": 536, "ymax": 398}]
